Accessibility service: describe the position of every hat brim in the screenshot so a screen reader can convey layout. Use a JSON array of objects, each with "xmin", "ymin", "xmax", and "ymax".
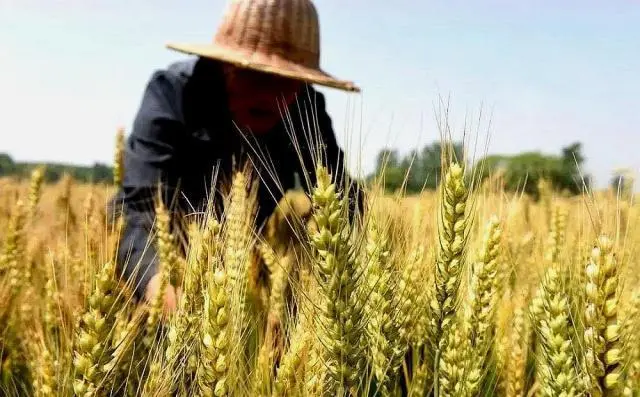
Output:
[{"xmin": 166, "ymin": 42, "xmax": 360, "ymax": 93}]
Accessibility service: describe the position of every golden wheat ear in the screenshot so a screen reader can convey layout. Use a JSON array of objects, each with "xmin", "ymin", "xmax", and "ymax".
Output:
[
  {"xmin": 530, "ymin": 265, "xmax": 579, "ymax": 396},
  {"xmin": 583, "ymin": 235, "xmax": 623, "ymax": 395},
  {"xmin": 72, "ymin": 260, "xmax": 122, "ymax": 395}
]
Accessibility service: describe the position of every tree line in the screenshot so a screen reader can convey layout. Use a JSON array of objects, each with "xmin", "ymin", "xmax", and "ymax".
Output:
[
  {"xmin": 0, "ymin": 153, "xmax": 113, "ymax": 184},
  {"xmin": 1, "ymin": 141, "xmax": 627, "ymax": 200},
  {"xmin": 367, "ymin": 141, "xmax": 591, "ymax": 199}
]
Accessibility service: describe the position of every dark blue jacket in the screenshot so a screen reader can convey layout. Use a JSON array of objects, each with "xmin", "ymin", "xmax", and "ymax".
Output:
[{"xmin": 111, "ymin": 57, "xmax": 363, "ymax": 299}]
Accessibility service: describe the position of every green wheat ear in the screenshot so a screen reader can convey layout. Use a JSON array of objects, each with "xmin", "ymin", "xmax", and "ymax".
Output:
[
  {"xmin": 308, "ymin": 165, "xmax": 367, "ymax": 396},
  {"xmin": 113, "ymin": 127, "xmax": 125, "ymax": 188},
  {"xmin": 27, "ymin": 165, "xmax": 45, "ymax": 222},
  {"xmin": 429, "ymin": 162, "xmax": 471, "ymax": 396},
  {"xmin": 464, "ymin": 215, "xmax": 504, "ymax": 396},
  {"xmin": 363, "ymin": 216, "xmax": 409, "ymax": 396},
  {"xmin": 431, "ymin": 162, "xmax": 470, "ymax": 342}
]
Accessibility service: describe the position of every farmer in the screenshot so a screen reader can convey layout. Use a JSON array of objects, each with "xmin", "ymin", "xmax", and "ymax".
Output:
[{"xmin": 112, "ymin": 0, "xmax": 363, "ymax": 314}]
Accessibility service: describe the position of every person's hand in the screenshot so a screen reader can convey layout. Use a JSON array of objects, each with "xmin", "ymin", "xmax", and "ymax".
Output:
[{"xmin": 144, "ymin": 273, "xmax": 182, "ymax": 318}]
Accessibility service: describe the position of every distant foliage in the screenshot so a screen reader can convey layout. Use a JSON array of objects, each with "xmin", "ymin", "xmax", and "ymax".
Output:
[
  {"xmin": 369, "ymin": 141, "xmax": 592, "ymax": 199},
  {"xmin": 611, "ymin": 167, "xmax": 635, "ymax": 201},
  {"xmin": 0, "ymin": 153, "xmax": 113, "ymax": 184},
  {"xmin": 368, "ymin": 141, "xmax": 465, "ymax": 194},
  {"xmin": 475, "ymin": 142, "xmax": 591, "ymax": 199}
]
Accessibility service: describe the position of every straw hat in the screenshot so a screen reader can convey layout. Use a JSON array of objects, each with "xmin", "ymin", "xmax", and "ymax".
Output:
[{"xmin": 166, "ymin": 0, "xmax": 360, "ymax": 93}]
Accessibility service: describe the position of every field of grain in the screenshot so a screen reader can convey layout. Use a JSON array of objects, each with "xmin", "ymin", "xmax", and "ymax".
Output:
[{"xmin": 0, "ymin": 144, "xmax": 639, "ymax": 396}]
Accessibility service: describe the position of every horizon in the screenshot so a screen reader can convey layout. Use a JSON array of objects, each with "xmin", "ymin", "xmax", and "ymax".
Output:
[{"xmin": 1, "ymin": 0, "xmax": 639, "ymax": 189}]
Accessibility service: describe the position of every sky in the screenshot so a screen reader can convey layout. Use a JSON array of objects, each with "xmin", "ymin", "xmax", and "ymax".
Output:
[{"xmin": 1, "ymin": 0, "xmax": 639, "ymax": 188}]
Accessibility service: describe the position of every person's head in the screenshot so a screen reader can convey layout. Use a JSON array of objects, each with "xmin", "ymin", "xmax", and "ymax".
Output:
[
  {"xmin": 166, "ymin": 0, "xmax": 360, "ymax": 134},
  {"xmin": 222, "ymin": 64, "xmax": 303, "ymax": 135}
]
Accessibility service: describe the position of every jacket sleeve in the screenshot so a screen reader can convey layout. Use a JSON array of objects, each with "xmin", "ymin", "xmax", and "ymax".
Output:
[
  {"xmin": 307, "ymin": 89, "xmax": 366, "ymax": 220},
  {"xmin": 113, "ymin": 69, "xmax": 186, "ymax": 300}
]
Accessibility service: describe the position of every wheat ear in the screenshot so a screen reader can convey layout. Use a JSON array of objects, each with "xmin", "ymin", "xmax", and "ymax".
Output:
[
  {"xmin": 430, "ymin": 163, "xmax": 470, "ymax": 396},
  {"xmin": 113, "ymin": 127, "xmax": 125, "ymax": 188},
  {"xmin": 72, "ymin": 260, "xmax": 122, "ymax": 396},
  {"xmin": 584, "ymin": 235, "xmax": 623, "ymax": 396},
  {"xmin": 463, "ymin": 215, "xmax": 504, "ymax": 396},
  {"xmin": 308, "ymin": 165, "xmax": 366, "ymax": 395},
  {"xmin": 530, "ymin": 266, "xmax": 577, "ymax": 397}
]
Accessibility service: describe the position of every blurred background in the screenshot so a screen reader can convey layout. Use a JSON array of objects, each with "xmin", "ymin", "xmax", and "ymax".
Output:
[{"xmin": 1, "ymin": 0, "xmax": 639, "ymax": 193}]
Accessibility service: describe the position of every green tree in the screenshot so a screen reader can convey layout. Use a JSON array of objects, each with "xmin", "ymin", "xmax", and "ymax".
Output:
[
  {"xmin": 372, "ymin": 149, "xmax": 404, "ymax": 193},
  {"xmin": 611, "ymin": 168, "xmax": 635, "ymax": 200},
  {"xmin": 559, "ymin": 141, "xmax": 587, "ymax": 194},
  {"xmin": 474, "ymin": 142, "xmax": 590, "ymax": 199},
  {"xmin": 368, "ymin": 141, "xmax": 464, "ymax": 194},
  {"xmin": 0, "ymin": 154, "xmax": 114, "ymax": 184},
  {"xmin": 0, "ymin": 153, "xmax": 16, "ymax": 175}
]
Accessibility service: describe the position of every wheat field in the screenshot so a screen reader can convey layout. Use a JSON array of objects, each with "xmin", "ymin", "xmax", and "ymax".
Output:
[{"xmin": 0, "ymin": 136, "xmax": 639, "ymax": 397}]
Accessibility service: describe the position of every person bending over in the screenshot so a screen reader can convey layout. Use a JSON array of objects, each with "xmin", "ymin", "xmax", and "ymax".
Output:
[{"xmin": 111, "ymin": 0, "xmax": 364, "ymax": 314}]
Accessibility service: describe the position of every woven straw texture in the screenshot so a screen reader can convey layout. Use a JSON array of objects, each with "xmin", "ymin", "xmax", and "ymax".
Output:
[{"xmin": 167, "ymin": 0, "xmax": 360, "ymax": 92}]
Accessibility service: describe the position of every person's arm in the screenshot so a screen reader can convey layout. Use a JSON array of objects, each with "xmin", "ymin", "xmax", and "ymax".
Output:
[{"xmin": 114, "ymin": 68, "xmax": 187, "ymax": 301}]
